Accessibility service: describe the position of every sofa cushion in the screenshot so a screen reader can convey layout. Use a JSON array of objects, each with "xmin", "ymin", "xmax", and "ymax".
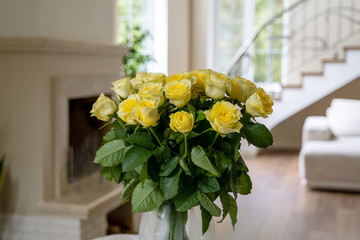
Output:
[{"xmin": 326, "ymin": 98, "xmax": 360, "ymax": 136}]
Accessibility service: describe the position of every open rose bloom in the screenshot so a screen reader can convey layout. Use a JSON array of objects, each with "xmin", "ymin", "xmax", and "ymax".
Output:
[{"xmin": 91, "ymin": 69, "xmax": 274, "ymax": 235}]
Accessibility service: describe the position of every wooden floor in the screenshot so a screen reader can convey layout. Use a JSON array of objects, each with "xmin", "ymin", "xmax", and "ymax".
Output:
[{"xmin": 214, "ymin": 150, "xmax": 360, "ymax": 240}]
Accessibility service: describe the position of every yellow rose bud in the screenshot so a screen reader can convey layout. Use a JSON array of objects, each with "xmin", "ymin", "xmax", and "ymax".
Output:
[
  {"xmin": 204, "ymin": 101, "xmax": 243, "ymax": 134},
  {"xmin": 205, "ymin": 71, "xmax": 229, "ymax": 100},
  {"xmin": 169, "ymin": 111, "xmax": 194, "ymax": 134},
  {"xmin": 189, "ymin": 70, "xmax": 208, "ymax": 98},
  {"xmin": 111, "ymin": 77, "xmax": 135, "ymax": 99},
  {"xmin": 227, "ymin": 76, "xmax": 257, "ymax": 103},
  {"xmin": 90, "ymin": 93, "xmax": 117, "ymax": 122},
  {"xmin": 165, "ymin": 72, "xmax": 189, "ymax": 84},
  {"xmin": 132, "ymin": 99, "xmax": 160, "ymax": 127},
  {"xmin": 245, "ymin": 88, "xmax": 274, "ymax": 118},
  {"xmin": 145, "ymin": 73, "xmax": 167, "ymax": 84},
  {"xmin": 117, "ymin": 94, "xmax": 140, "ymax": 125},
  {"xmin": 138, "ymin": 82, "xmax": 165, "ymax": 107},
  {"xmin": 130, "ymin": 72, "xmax": 167, "ymax": 89},
  {"xmin": 163, "ymin": 79, "xmax": 192, "ymax": 107}
]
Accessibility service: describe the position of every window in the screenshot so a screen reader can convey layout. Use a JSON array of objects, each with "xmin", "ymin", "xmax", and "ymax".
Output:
[
  {"xmin": 116, "ymin": 0, "xmax": 168, "ymax": 74},
  {"xmin": 215, "ymin": 0, "xmax": 285, "ymax": 83}
]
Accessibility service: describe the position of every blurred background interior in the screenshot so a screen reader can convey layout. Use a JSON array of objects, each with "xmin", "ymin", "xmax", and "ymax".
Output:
[{"xmin": 0, "ymin": 0, "xmax": 360, "ymax": 239}]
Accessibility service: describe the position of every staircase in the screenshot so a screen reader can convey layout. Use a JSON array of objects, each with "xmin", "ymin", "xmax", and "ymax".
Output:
[
  {"xmin": 262, "ymin": 47, "xmax": 360, "ymax": 130},
  {"xmin": 226, "ymin": 0, "xmax": 360, "ymax": 131}
]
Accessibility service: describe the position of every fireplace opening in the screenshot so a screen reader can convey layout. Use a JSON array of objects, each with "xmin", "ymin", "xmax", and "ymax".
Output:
[{"xmin": 68, "ymin": 96, "xmax": 108, "ymax": 183}]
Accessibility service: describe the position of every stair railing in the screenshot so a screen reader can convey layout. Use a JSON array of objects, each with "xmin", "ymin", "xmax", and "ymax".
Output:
[{"xmin": 225, "ymin": 0, "xmax": 360, "ymax": 91}]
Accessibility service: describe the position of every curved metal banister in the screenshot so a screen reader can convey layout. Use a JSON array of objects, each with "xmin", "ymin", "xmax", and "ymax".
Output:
[
  {"xmin": 224, "ymin": 0, "xmax": 308, "ymax": 75},
  {"xmin": 224, "ymin": 0, "xmax": 360, "ymax": 83}
]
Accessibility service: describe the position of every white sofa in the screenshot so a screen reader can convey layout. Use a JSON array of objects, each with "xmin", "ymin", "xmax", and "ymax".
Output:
[{"xmin": 299, "ymin": 98, "xmax": 360, "ymax": 191}]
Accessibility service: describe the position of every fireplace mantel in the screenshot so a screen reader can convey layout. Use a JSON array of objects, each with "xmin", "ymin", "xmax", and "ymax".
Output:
[
  {"xmin": 0, "ymin": 37, "xmax": 129, "ymax": 56},
  {"xmin": 0, "ymin": 37, "xmax": 131, "ymax": 240}
]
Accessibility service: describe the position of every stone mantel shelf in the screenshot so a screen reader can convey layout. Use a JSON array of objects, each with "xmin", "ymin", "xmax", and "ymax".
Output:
[
  {"xmin": 38, "ymin": 182, "xmax": 124, "ymax": 219},
  {"xmin": 0, "ymin": 37, "xmax": 130, "ymax": 56}
]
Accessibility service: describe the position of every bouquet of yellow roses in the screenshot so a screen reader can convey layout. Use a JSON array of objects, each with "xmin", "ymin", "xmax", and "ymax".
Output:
[{"xmin": 91, "ymin": 69, "xmax": 273, "ymax": 238}]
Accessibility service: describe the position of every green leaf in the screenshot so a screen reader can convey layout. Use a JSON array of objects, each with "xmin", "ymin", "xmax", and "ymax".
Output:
[
  {"xmin": 174, "ymin": 186, "xmax": 199, "ymax": 211},
  {"xmin": 198, "ymin": 177, "xmax": 220, "ymax": 193},
  {"xmin": 121, "ymin": 178, "xmax": 139, "ymax": 203},
  {"xmin": 160, "ymin": 168, "xmax": 182, "ymax": 200},
  {"xmin": 200, "ymin": 206, "xmax": 212, "ymax": 235},
  {"xmin": 219, "ymin": 189, "xmax": 230, "ymax": 223},
  {"xmin": 244, "ymin": 123, "xmax": 273, "ymax": 148},
  {"xmin": 131, "ymin": 179, "xmax": 165, "ymax": 212},
  {"xmin": 153, "ymin": 145, "xmax": 171, "ymax": 164},
  {"xmin": 195, "ymin": 110, "xmax": 206, "ymax": 122},
  {"xmin": 122, "ymin": 145, "xmax": 153, "ymax": 172},
  {"xmin": 102, "ymin": 130, "xmax": 116, "ymax": 144},
  {"xmin": 214, "ymin": 151, "xmax": 232, "ymax": 171},
  {"xmin": 100, "ymin": 166, "xmax": 112, "ymax": 181},
  {"xmin": 236, "ymin": 172, "xmax": 252, "ymax": 195},
  {"xmin": 147, "ymin": 157, "xmax": 161, "ymax": 182},
  {"xmin": 111, "ymin": 164, "xmax": 124, "ymax": 184},
  {"xmin": 160, "ymin": 156, "xmax": 181, "ymax": 177},
  {"xmin": 191, "ymin": 146, "xmax": 220, "ymax": 177},
  {"xmin": 94, "ymin": 140, "xmax": 125, "ymax": 167},
  {"xmin": 126, "ymin": 132, "xmax": 155, "ymax": 149},
  {"xmin": 228, "ymin": 194, "xmax": 238, "ymax": 229},
  {"xmin": 139, "ymin": 162, "xmax": 148, "ymax": 185},
  {"xmin": 197, "ymin": 191, "xmax": 221, "ymax": 217}
]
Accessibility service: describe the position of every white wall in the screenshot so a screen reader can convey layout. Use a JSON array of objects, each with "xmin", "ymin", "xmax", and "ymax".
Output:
[{"xmin": 0, "ymin": 0, "xmax": 116, "ymax": 44}]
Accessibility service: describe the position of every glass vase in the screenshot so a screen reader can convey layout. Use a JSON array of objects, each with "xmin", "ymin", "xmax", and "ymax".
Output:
[{"xmin": 138, "ymin": 202, "xmax": 215, "ymax": 240}]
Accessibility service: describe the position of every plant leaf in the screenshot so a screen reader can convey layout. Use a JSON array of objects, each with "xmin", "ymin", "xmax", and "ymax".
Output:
[
  {"xmin": 122, "ymin": 145, "xmax": 153, "ymax": 172},
  {"xmin": 139, "ymin": 162, "xmax": 148, "ymax": 185},
  {"xmin": 195, "ymin": 110, "xmax": 206, "ymax": 122},
  {"xmin": 111, "ymin": 164, "xmax": 123, "ymax": 184},
  {"xmin": 200, "ymin": 206, "xmax": 212, "ymax": 235},
  {"xmin": 197, "ymin": 191, "xmax": 221, "ymax": 217},
  {"xmin": 131, "ymin": 179, "xmax": 165, "ymax": 212},
  {"xmin": 198, "ymin": 177, "xmax": 220, "ymax": 193},
  {"xmin": 191, "ymin": 146, "xmax": 220, "ymax": 177},
  {"xmin": 121, "ymin": 178, "xmax": 139, "ymax": 203},
  {"xmin": 160, "ymin": 168, "xmax": 182, "ymax": 200},
  {"xmin": 174, "ymin": 186, "xmax": 199, "ymax": 211},
  {"xmin": 160, "ymin": 156, "xmax": 181, "ymax": 177},
  {"xmin": 228, "ymin": 194, "xmax": 238, "ymax": 229},
  {"xmin": 244, "ymin": 122, "xmax": 273, "ymax": 148},
  {"xmin": 100, "ymin": 166, "xmax": 112, "ymax": 181},
  {"xmin": 153, "ymin": 145, "xmax": 171, "ymax": 164},
  {"xmin": 94, "ymin": 140, "xmax": 125, "ymax": 166},
  {"xmin": 236, "ymin": 172, "xmax": 252, "ymax": 195},
  {"xmin": 126, "ymin": 132, "xmax": 155, "ymax": 149},
  {"xmin": 219, "ymin": 189, "xmax": 230, "ymax": 223}
]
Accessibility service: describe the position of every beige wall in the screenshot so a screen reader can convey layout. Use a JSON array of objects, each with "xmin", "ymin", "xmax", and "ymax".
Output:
[
  {"xmin": 0, "ymin": 43, "xmax": 127, "ymax": 214},
  {"xmin": 271, "ymin": 76, "xmax": 360, "ymax": 150},
  {"xmin": 0, "ymin": 0, "xmax": 116, "ymax": 44}
]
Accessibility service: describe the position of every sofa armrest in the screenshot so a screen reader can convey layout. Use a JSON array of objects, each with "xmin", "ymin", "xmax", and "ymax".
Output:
[{"xmin": 302, "ymin": 116, "xmax": 333, "ymax": 145}]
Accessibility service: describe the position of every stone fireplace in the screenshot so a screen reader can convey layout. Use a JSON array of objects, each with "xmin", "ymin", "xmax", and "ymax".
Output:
[{"xmin": 0, "ymin": 38, "xmax": 131, "ymax": 240}]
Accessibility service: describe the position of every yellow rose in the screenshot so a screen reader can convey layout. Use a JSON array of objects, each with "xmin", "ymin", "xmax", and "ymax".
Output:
[
  {"xmin": 117, "ymin": 94, "xmax": 140, "ymax": 125},
  {"xmin": 138, "ymin": 82, "xmax": 165, "ymax": 106},
  {"xmin": 165, "ymin": 72, "xmax": 189, "ymax": 84},
  {"xmin": 169, "ymin": 111, "xmax": 194, "ymax": 134},
  {"xmin": 189, "ymin": 70, "xmax": 208, "ymax": 98},
  {"xmin": 130, "ymin": 72, "xmax": 166, "ymax": 89},
  {"xmin": 145, "ymin": 73, "xmax": 167, "ymax": 84},
  {"xmin": 163, "ymin": 79, "xmax": 192, "ymax": 107},
  {"xmin": 111, "ymin": 77, "xmax": 135, "ymax": 99},
  {"xmin": 227, "ymin": 76, "xmax": 257, "ymax": 103},
  {"xmin": 132, "ymin": 99, "xmax": 160, "ymax": 127},
  {"xmin": 204, "ymin": 101, "xmax": 243, "ymax": 134},
  {"xmin": 205, "ymin": 71, "xmax": 229, "ymax": 100},
  {"xmin": 90, "ymin": 93, "xmax": 117, "ymax": 121},
  {"xmin": 245, "ymin": 88, "xmax": 274, "ymax": 118}
]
